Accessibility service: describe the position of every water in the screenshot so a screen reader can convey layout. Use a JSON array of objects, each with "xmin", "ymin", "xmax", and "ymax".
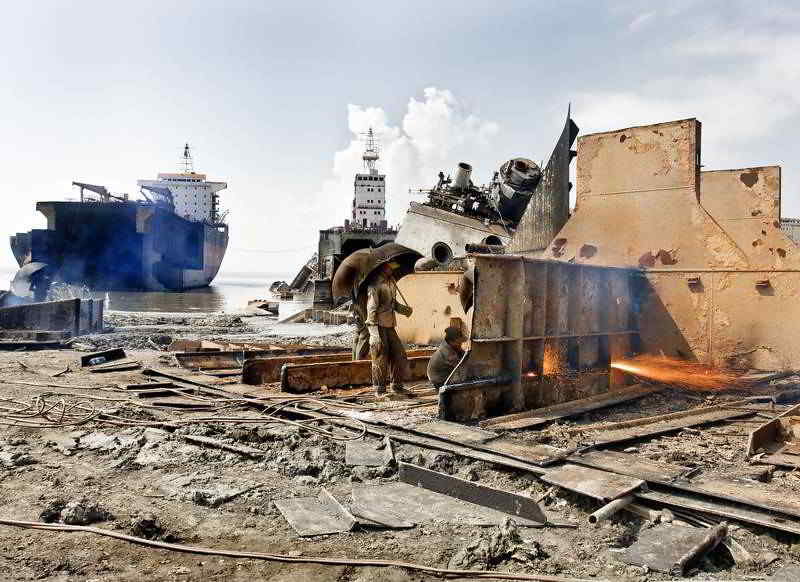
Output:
[{"xmin": 0, "ymin": 267, "xmax": 291, "ymax": 314}]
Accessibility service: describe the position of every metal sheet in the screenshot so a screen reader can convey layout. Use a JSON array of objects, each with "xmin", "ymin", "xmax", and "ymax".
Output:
[
  {"xmin": 442, "ymin": 255, "xmax": 639, "ymax": 421},
  {"xmin": 350, "ymin": 504, "xmax": 415, "ymax": 529},
  {"xmin": 637, "ymin": 489, "xmax": 800, "ymax": 536},
  {"xmin": 480, "ymin": 384, "xmax": 658, "ymax": 430},
  {"xmin": 619, "ymin": 524, "xmax": 726, "ymax": 574},
  {"xmin": 508, "ymin": 108, "xmax": 578, "ymax": 254},
  {"xmin": 410, "ymin": 420, "xmax": 498, "ymax": 444},
  {"xmin": 479, "ymin": 439, "xmax": 566, "ymax": 466},
  {"xmin": 281, "ymin": 356, "xmax": 431, "ymax": 393},
  {"xmin": 344, "ymin": 438, "xmax": 394, "ymax": 467},
  {"xmin": 243, "ymin": 349, "xmax": 433, "ymax": 385},
  {"xmin": 395, "ymin": 272, "xmax": 469, "ymax": 346},
  {"xmin": 587, "ymin": 407, "xmax": 752, "ymax": 447},
  {"xmin": 274, "ymin": 489, "xmax": 356, "ymax": 537},
  {"xmin": 567, "ymin": 450, "xmax": 688, "ymax": 482},
  {"xmin": 398, "ymin": 462, "xmax": 547, "ymax": 524},
  {"xmin": 541, "ymin": 464, "xmax": 644, "ymax": 501}
]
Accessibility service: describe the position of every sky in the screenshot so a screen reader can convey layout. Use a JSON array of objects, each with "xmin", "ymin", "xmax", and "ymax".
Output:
[{"xmin": 2, "ymin": 0, "xmax": 799, "ymax": 277}]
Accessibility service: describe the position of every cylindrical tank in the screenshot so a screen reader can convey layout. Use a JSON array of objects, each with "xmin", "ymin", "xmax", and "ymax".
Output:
[{"xmin": 452, "ymin": 162, "xmax": 473, "ymax": 191}]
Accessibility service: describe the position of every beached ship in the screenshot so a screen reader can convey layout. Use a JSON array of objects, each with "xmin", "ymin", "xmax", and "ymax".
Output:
[{"xmin": 10, "ymin": 145, "xmax": 229, "ymax": 291}]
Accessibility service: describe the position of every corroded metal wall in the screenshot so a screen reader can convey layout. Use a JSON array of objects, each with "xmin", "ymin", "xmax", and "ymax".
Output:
[
  {"xmin": 444, "ymin": 255, "xmax": 639, "ymax": 420},
  {"xmin": 395, "ymin": 271, "xmax": 468, "ymax": 345},
  {"xmin": 542, "ymin": 118, "xmax": 800, "ymax": 370},
  {"xmin": 507, "ymin": 110, "xmax": 578, "ymax": 254}
]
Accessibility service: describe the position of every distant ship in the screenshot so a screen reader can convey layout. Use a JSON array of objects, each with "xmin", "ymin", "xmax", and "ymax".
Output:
[{"xmin": 10, "ymin": 144, "xmax": 229, "ymax": 291}]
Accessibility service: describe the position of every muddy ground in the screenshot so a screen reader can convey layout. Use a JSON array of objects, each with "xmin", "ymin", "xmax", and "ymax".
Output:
[{"xmin": 1, "ymin": 312, "xmax": 799, "ymax": 581}]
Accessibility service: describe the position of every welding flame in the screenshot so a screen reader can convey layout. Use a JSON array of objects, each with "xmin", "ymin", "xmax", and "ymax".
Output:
[{"xmin": 611, "ymin": 355, "xmax": 742, "ymax": 391}]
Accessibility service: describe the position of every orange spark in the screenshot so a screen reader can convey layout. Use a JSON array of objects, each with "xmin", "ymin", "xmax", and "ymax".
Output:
[{"xmin": 610, "ymin": 354, "xmax": 742, "ymax": 391}]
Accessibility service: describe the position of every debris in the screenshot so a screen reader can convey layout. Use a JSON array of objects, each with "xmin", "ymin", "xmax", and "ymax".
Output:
[
  {"xmin": 179, "ymin": 434, "xmax": 266, "ymax": 458},
  {"xmin": 274, "ymin": 489, "xmax": 356, "ymax": 537},
  {"xmin": 588, "ymin": 495, "xmax": 635, "ymax": 524},
  {"xmin": 350, "ymin": 505, "xmax": 414, "ymax": 529},
  {"xmin": 130, "ymin": 512, "xmax": 167, "ymax": 540},
  {"xmin": 618, "ymin": 522, "xmax": 727, "ymax": 576},
  {"xmin": 80, "ymin": 347, "xmax": 126, "ymax": 367},
  {"xmin": 280, "ymin": 356, "xmax": 431, "ymax": 393},
  {"xmin": 747, "ymin": 402, "xmax": 800, "ymax": 467},
  {"xmin": 448, "ymin": 518, "xmax": 545, "ymax": 570},
  {"xmin": 60, "ymin": 497, "xmax": 114, "ymax": 525}
]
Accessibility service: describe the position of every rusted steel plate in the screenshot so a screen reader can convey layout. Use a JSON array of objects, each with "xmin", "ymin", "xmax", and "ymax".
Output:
[
  {"xmin": 479, "ymin": 439, "xmax": 567, "ymax": 466},
  {"xmin": 176, "ymin": 346, "xmax": 344, "ymax": 371},
  {"xmin": 619, "ymin": 524, "xmax": 726, "ymax": 575},
  {"xmin": 541, "ymin": 464, "xmax": 644, "ymax": 501},
  {"xmin": 480, "ymin": 384, "xmax": 657, "ymax": 430},
  {"xmin": 637, "ymin": 489, "xmax": 800, "ymax": 536},
  {"xmin": 583, "ymin": 407, "xmax": 752, "ymax": 447},
  {"xmin": 352, "ymin": 482, "xmax": 542, "ymax": 527},
  {"xmin": 398, "ymin": 463, "xmax": 547, "ymax": 524},
  {"xmin": 344, "ymin": 438, "xmax": 394, "ymax": 467},
  {"xmin": 350, "ymin": 504, "xmax": 414, "ymax": 529},
  {"xmin": 508, "ymin": 107, "xmax": 578, "ymax": 254},
  {"xmin": 274, "ymin": 489, "xmax": 355, "ymax": 537},
  {"xmin": 567, "ymin": 450, "xmax": 688, "ymax": 482},
  {"xmin": 410, "ymin": 420, "xmax": 498, "ymax": 444},
  {"xmin": 747, "ymin": 403, "xmax": 800, "ymax": 467},
  {"xmin": 281, "ymin": 356, "xmax": 431, "ymax": 393},
  {"xmin": 243, "ymin": 348, "xmax": 434, "ymax": 385}
]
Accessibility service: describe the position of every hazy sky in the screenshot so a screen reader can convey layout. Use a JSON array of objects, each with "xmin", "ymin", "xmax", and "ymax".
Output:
[{"xmin": 2, "ymin": 1, "xmax": 799, "ymax": 276}]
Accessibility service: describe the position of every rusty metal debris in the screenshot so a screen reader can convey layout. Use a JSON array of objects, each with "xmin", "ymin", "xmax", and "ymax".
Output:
[
  {"xmin": 619, "ymin": 522, "xmax": 728, "ymax": 575},
  {"xmin": 274, "ymin": 489, "xmax": 356, "ymax": 537},
  {"xmin": 747, "ymin": 403, "xmax": 800, "ymax": 467},
  {"xmin": 280, "ymin": 356, "xmax": 431, "ymax": 393}
]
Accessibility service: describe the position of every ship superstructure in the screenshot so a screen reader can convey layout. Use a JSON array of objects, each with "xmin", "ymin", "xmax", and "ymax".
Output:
[
  {"xmin": 352, "ymin": 129, "xmax": 387, "ymax": 229},
  {"xmin": 137, "ymin": 144, "xmax": 227, "ymax": 224},
  {"xmin": 11, "ymin": 144, "xmax": 230, "ymax": 292}
]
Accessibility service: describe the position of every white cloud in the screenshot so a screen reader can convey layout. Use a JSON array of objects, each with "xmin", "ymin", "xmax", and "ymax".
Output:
[
  {"xmin": 628, "ymin": 11, "xmax": 655, "ymax": 31},
  {"xmin": 312, "ymin": 87, "xmax": 500, "ymax": 229}
]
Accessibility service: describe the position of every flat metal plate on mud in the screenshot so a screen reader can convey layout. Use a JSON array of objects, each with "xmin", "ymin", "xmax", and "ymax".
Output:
[
  {"xmin": 345, "ymin": 438, "xmax": 394, "ymax": 467},
  {"xmin": 274, "ymin": 489, "xmax": 355, "ymax": 537},
  {"xmin": 542, "ymin": 464, "xmax": 644, "ymax": 501},
  {"xmin": 352, "ymin": 482, "xmax": 544, "ymax": 527},
  {"xmin": 480, "ymin": 439, "xmax": 566, "ymax": 466},
  {"xmin": 567, "ymin": 449, "xmax": 688, "ymax": 482},
  {"xmin": 619, "ymin": 525, "xmax": 724, "ymax": 573},
  {"xmin": 350, "ymin": 504, "xmax": 414, "ymax": 529},
  {"xmin": 411, "ymin": 420, "xmax": 499, "ymax": 444},
  {"xmin": 398, "ymin": 462, "xmax": 547, "ymax": 524}
]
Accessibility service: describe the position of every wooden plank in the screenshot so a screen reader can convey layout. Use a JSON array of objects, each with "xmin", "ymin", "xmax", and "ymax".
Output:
[
  {"xmin": 398, "ymin": 463, "xmax": 547, "ymax": 524},
  {"xmin": 281, "ymin": 356, "xmax": 431, "ymax": 393},
  {"xmin": 480, "ymin": 384, "xmax": 658, "ymax": 429},
  {"xmin": 541, "ymin": 464, "xmax": 644, "ymax": 501}
]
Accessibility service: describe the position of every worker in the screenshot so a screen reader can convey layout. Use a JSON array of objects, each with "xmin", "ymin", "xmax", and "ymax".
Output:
[
  {"xmin": 366, "ymin": 262, "xmax": 413, "ymax": 398},
  {"xmin": 351, "ymin": 289, "xmax": 370, "ymax": 360},
  {"xmin": 427, "ymin": 325, "xmax": 466, "ymax": 388}
]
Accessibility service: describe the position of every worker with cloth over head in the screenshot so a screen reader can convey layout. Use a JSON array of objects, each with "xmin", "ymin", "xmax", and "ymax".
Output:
[
  {"xmin": 427, "ymin": 325, "xmax": 466, "ymax": 389},
  {"xmin": 351, "ymin": 289, "xmax": 370, "ymax": 361},
  {"xmin": 366, "ymin": 262, "xmax": 413, "ymax": 398}
]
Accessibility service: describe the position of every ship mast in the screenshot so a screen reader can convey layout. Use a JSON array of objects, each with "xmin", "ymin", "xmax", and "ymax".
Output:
[
  {"xmin": 181, "ymin": 143, "xmax": 194, "ymax": 174},
  {"xmin": 361, "ymin": 128, "xmax": 380, "ymax": 173}
]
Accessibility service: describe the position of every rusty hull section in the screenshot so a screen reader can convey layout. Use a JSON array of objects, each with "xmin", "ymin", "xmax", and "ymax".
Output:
[
  {"xmin": 441, "ymin": 255, "xmax": 639, "ymax": 421},
  {"xmin": 395, "ymin": 271, "xmax": 469, "ymax": 345},
  {"xmin": 529, "ymin": 119, "xmax": 800, "ymax": 370},
  {"xmin": 507, "ymin": 109, "xmax": 578, "ymax": 255},
  {"xmin": 281, "ymin": 356, "xmax": 431, "ymax": 393}
]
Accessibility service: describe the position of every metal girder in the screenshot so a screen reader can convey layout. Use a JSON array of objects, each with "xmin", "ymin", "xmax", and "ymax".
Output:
[{"xmin": 280, "ymin": 356, "xmax": 431, "ymax": 393}]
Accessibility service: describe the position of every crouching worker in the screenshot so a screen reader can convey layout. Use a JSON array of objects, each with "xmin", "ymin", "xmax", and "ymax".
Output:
[
  {"xmin": 427, "ymin": 326, "xmax": 466, "ymax": 389},
  {"xmin": 366, "ymin": 262, "xmax": 413, "ymax": 398}
]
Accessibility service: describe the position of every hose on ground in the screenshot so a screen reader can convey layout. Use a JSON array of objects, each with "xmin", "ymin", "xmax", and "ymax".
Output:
[{"xmin": 0, "ymin": 517, "xmax": 595, "ymax": 582}]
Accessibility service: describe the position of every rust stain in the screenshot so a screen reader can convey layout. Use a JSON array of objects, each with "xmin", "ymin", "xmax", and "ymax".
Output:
[
  {"xmin": 740, "ymin": 170, "xmax": 759, "ymax": 188},
  {"xmin": 579, "ymin": 244, "xmax": 597, "ymax": 259}
]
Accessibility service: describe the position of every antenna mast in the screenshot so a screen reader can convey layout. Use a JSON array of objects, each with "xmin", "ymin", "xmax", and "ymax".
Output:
[
  {"xmin": 181, "ymin": 143, "xmax": 194, "ymax": 173},
  {"xmin": 361, "ymin": 128, "xmax": 380, "ymax": 172}
]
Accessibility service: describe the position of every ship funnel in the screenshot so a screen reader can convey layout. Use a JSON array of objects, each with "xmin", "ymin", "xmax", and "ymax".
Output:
[{"xmin": 452, "ymin": 162, "xmax": 473, "ymax": 191}]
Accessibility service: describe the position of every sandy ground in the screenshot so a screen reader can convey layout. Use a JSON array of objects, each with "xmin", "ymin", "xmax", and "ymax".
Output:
[{"xmin": 1, "ymin": 314, "xmax": 799, "ymax": 581}]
